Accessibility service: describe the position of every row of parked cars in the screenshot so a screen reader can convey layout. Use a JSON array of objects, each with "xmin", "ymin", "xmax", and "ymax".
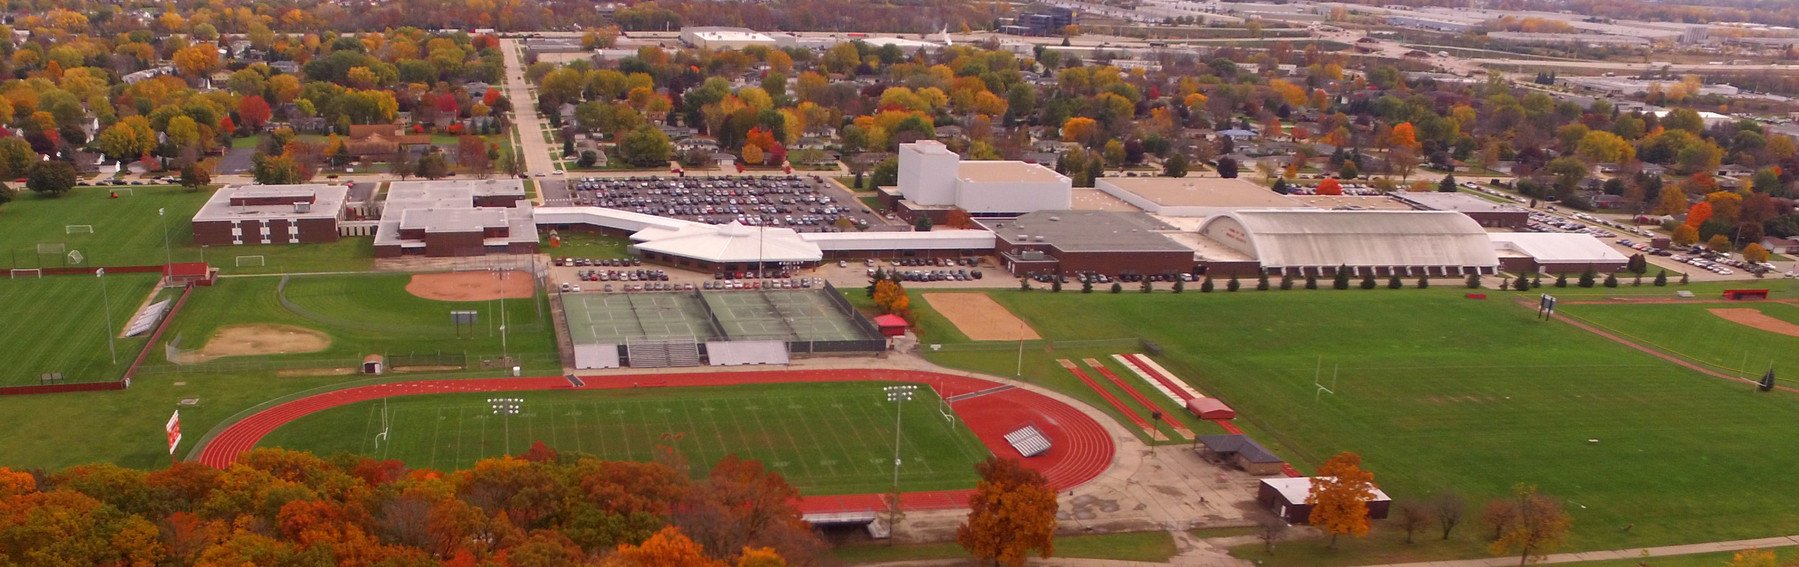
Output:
[
  {"xmin": 555, "ymin": 257, "xmax": 641, "ymax": 267},
  {"xmin": 704, "ymin": 279, "xmax": 820, "ymax": 290},
  {"xmin": 575, "ymin": 269, "xmax": 669, "ymax": 282},
  {"xmin": 865, "ymin": 257, "xmax": 984, "ymax": 268},
  {"xmin": 882, "ymin": 269, "xmax": 984, "ymax": 282}
]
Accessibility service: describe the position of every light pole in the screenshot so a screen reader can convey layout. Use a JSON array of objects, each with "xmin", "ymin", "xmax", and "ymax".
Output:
[
  {"xmin": 157, "ymin": 208, "xmax": 172, "ymax": 268},
  {"xmin": 1015, "ymin": 319, "xmax": 1025, "ymax": 377},
  {"xmin": 884, "ymin": 385, "xmax": 916, "ymax": 495},
  {"xmin": 488, "ymin": 397, "xmax": 523, "ymax": 454},
  {"xmin": 97, "ymin": 268, "xmax": 116, "ymax": 365}
]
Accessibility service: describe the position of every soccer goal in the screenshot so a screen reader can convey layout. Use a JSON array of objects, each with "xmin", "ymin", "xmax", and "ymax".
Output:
[
  {"xmin": 66, "ymin": 250, "xmax": 85, "ymax": 265},
  {"xmin": 234, "ymin": 255, "xmax": 266, "ymax": 268},
  {"xmin": 65, "ymin": 225, "xmax": 94, "ymax": 234},
  {"xmin": 8, "ymin": 268, "xmax": 42, "ymax": 278}
]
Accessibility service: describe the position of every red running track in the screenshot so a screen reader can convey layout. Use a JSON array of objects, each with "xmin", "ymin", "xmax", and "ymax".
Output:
[
  {"xmin": 1056, "ymin": 359, "xmax": 1157, "ymax": 439},
  {"xmin": 194, "ymin": 369, "xmax": 1115, "ymax": 514},
  {"xmin": 1083, "ymin": 358, "xmax": 1192, "ymax": 439},
  {"xmin": 1122, "ymin": 353, "xmax": 1199, "ymax": 401}
]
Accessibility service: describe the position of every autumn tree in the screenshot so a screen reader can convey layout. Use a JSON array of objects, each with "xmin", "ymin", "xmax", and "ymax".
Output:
[
  {"xmin": 173, "ymin": 43, "xmax": 223, "ymax": 81},
  {"xmin": 1316, "ymin": 178, "xmax": 1343, "ymax": 196},
  {"xmin": 1651, "ymin": 186, "xmax": 1689, "ymax": 215},
  {"xmin": 1744, "ymin": 243, "xmax": 1771, "ymax": 264},
  {"xmin": 1489, "ymin": 485, "xmax": 1572, "ymax": 566},
  {"xmin": 1435, "ymin": 491, "xmax": 1466, "ymax": 540},
  {"xmin": 1061, "ymin": 117, "xmax": 1100, "ymax": 147},
  {"xmin": 1395, "ymin": 501, "xmax": 1433, "ymax": 544},
  {"xmin": 1708, "ymin": 234, "xmax": 1732, "ymax": 253},
  {"xmin": 956, "ymin": 457, "xmax": 1058, "ymax": 567},
  {"xmin": 604, "ymin": 527, "xmax": 726, "ymax": 567},
  {"xmin": 1307, "ymin": 452, "xmax": 1376, "ymax": 548},
  {"xmin": 179, "ymin": 163, "xmax": 211, "ymax": 191},
  {"xmin": 872, "ymin": 279, "xmax": 910, "ymax": 316}
]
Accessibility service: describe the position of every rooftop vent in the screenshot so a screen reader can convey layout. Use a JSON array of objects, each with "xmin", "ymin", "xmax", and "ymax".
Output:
[{"xmin": 293, "ymin": 202, "xmax": 312, "ymax": 213}]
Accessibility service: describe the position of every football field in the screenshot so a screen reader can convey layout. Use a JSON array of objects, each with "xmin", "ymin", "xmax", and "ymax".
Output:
[
  {"xmin": 0, "ymin": 273, "xmax": 162, "ymax": 386},
  {"xmin": 258, "ymin": 382, "xmax": 992, "ymax": 494}
]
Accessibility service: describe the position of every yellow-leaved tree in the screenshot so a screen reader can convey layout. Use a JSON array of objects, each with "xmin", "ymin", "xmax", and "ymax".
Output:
[
  {"xmin": 1307, "ymin": 451, "xmax": 1376, "ymax": 548},
  {"xmin": 1488, "ymin": 484, "xmax": 1572, "ymax": 566},
  {"xmin": 872, "ymin": 279, "xmax": 909, "ymax": 316}
]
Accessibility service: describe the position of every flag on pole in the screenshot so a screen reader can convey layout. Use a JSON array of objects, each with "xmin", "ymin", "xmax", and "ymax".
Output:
[{"xmin": 166, "ymin": 410, "xmax": 181, "ymax": 455}]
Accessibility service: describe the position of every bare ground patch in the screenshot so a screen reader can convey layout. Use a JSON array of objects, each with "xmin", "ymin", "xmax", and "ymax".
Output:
[
  {"xmin": 405, "ymin": 271, "xmax": 535, "ymax": 302},
  {"xmin": 1708, "ymin": 308, "xmax": 1799, "ymax": 338},
  {"xmin": 175, "ymin": 324, "xmax": 332, "ymax": 363},
  {"xmin": 922, "ymin": 293, "xmax": 1041, "ymax": 341}
]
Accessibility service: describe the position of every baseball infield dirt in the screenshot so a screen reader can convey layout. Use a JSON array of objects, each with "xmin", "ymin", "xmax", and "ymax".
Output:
[
  {"xmin": 923, "ymin": 293, "xmax": 1041, "ymax": 341},
  {"xmin": 176, "ymin": 324, "xmax": 331, "ymax": 363},
  {"xmin": 1709, "ymin": 308, "xmax": 1799, "ymax": 338},
  {"xmin": 405, "ymin": 271, "xmax": 535, "ymax": 302}
]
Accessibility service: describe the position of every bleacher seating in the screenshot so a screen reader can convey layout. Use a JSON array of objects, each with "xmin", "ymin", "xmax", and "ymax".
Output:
[{"xmin": 1003, "ymin": 425, "xmax": 1052, "ymax": 458}]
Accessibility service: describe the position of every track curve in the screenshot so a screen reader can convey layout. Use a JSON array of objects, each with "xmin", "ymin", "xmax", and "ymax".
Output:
[{"xmin": 194, "ymin": 369, "xmax": 1116, "ymax": 513}]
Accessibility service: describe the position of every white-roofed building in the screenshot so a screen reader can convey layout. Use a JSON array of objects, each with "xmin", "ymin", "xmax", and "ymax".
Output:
[
  {"xmin": 1489, "ymin": 232, "xmax": 1630, "ymax": 274},
  {"xmin": 631, "ymin": 221, "xmax": 823, "ymax": 272},
  {"xmin": 679, "ymin": 27, "xmax": 777, "ymax": 49},
  {"xmin": 886, "ymin": 141, "xmax": 1072, "ymax": 223},
  {"xmin": 534, "ymin": 205, "xmax": 1000, "ymax": 269},
  {"xmin": 374, "ymin": 180, "xmax": 537, "ymax": 257},
  {"xmin": 1195, "ymin": 210, "xmax": 1501, "ymax": 277}
]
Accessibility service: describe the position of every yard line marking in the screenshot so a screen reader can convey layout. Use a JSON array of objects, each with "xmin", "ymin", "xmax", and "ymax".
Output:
[{"xmin": 782, "ymin": 396, "xmax": 839, "ymax": 476}]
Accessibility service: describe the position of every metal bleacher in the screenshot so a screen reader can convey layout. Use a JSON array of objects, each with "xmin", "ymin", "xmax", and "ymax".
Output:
[
  {"xmin": 624, "ymin": 336, "xmax": 700, "ymax": 368},
  {"xmin": 1003, "ymin": 425, "xmax": 1052, "ymax": 458}
]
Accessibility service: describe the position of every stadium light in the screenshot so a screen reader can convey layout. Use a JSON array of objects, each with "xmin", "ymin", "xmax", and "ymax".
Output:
[
  {"xmin": 884, "ymin": 385, "xmax": 917, "ymax": 497},
  {"xmin": 157, "ymin": 208, "xmax": 172, "ymax": 269},
  {"xmin": 489, "ymin": 397, "xmax": 524, "ymax": 455},
  {"xmin": 96, "ymin": 268, "xmax": 115, "ymax": 365}
]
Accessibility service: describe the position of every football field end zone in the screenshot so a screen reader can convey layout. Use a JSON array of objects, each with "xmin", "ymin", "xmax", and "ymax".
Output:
[{"xmin": 192, "ymin": 368, "xmax": 1115, "ymax": 513}]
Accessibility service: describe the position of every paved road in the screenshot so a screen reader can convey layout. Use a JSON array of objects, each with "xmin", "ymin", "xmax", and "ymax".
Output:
[{"xmin": 498, "ymin": 38, "xmax": 558, "ymax": 178}]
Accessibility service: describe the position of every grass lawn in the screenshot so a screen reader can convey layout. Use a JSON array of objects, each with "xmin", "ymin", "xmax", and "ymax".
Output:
[
  {"xmin": 887, "ymin": 287, "xmax": 1799, "ymax": 558},
  {"xmin": 0, "ymin": 274, "xmax": 162, "ymax": 386},
  {"xmin": 259, "ymin": 382, "xmax": 991, "ymax": 494},
  {"xmin": 0, "ymin": 186, "xmax": 211, "ymax": 269},
  {"xmin": 1564, "ymin": 547, "xmax": 1797, "ymax": 566},
  {"xmin": 542, "ymin": 231, "xmax": 633, "ymax": 259},
  {"xmin": 831, "ymin": 531, "xmax": 1177, "ymax": 564},
  {"xmin": 159, "ymin": 272, "xmax": 560, "ymax": 372},
  {"xmin": 1562, "ymin": 300, "xmax": 1799, "ymax": 376}
]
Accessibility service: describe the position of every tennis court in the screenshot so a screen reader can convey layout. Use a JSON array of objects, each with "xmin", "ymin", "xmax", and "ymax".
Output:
[
  {"xmin": 563, "ymin": 293, "xmax": 719, "ymax": 344},
  {"xmin": 702, "ymin": 290, "xmax": 872, "ymax": 342}
]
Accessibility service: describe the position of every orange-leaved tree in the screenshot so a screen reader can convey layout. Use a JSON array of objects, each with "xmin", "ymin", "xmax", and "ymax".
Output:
[
  {"xmin": 1685, "ymin": 201, "xmax": 1713, "ymax": 228},
  {"xmin": 1307, "ymin": 451, "xmax": 1376, "ymax": 548},
  {"xmin": 604, "ymin": 526, "xmax": 725, "ymax": 567},
  {"xmin": 956, "ymin": 457, "xmax": 1058, "ymax": 567},
  {"xmin": 1316, "ymin": 178, "xmax": 1343, "ymax": 196},
  {"xmin": 873, "ymin": 279, "xmax": 909, "ymax": 316},
  {"xmin": 1488, "ymin": 484, "xmax": 1571, "ymax": 566}
]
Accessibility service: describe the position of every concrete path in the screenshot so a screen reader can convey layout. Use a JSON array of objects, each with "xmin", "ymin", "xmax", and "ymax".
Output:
[{"xmin": 497, "ymin": 38, "xmax": 557, "ymax": 178}]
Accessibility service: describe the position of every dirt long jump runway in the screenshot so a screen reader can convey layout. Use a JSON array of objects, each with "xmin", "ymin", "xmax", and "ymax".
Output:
[
  {"xmin": 1708, "ymin": 308, "xmax": 1799, "ymax": 338},
  {"xmin": 405, "ymin": 271, "xmax": 535, "ymax": 302},
  {"xmin": 192, "ymin": 369, "xmax": 1113, "ymax": 514},
  {"xmin": 923, "ymin": 293, "xmax": 1040, "ymax": 341}
]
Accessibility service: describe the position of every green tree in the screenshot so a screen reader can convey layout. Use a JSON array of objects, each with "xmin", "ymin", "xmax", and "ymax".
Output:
[
  {"xmin": 1438, "ymin": 174, "xmax": 1457, "ymax": 193},
  {"xmin": 416, "ymin": 151, "xmax": 450, "ymax": 179},
  {"xmin": 179, "ymin": 163, "xmax": 211, "ymax": 191},
  {"xmin": 1360, "ymin": 273, "xmax": 1377, "ymax": 289},
  {"xmin": 1513, "ymin": 274, "xmax": 1530, "ymax": 291},
  {"xmin": 1554, "ymin": 274, "xmax": 1568, "ymax": 288},
  {"xmin": 1333, "ymin": 267, "xmax": 1350, "ymax": 290},
  {"xmin": 1577, "ymin": 269, "xmax": 1597, "ymax": 288},
  {"xmin": 1602, "ymin": 273, "xmax": 1618, "ymax": 288},
  {"xmin": 1387, "ymin": 275, "xmax": 1403, "ymax": 289},
  {"xmin": 251, "ymin": 154, "xmax": 304, "ymax": 184},
  {"xmin": 1162, "ymin": 153, "xmax": 1188, "ymax": 177},
  {"xmin": 0, "ymin": 137, "xmax": 36, "ymax": 179},
  {"xmin": 26, "ymin": 160, "xmax": 78, "ymax": 197},
  {"xmin": 616, "ymin": 125, "xmax": 673, "ymax": 167},
  {"xmin": 1226, "ymin": 276, "xmax": 1240, "ymax": 292},
  {"xmin": 871, "ymin": 158, "xmax": 900, "ymax": 188}
]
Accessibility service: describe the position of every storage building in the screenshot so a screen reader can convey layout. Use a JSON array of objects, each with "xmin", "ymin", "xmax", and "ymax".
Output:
[{"xmin": 1258, "ymin": 477, "xmax": 1392, "ymax": 524}]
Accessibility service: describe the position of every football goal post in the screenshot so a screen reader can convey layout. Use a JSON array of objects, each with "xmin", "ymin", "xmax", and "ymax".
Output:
[
  {"xmin": 234, "ymin": 255, "xmax": 266, "ymax": 268},
  {"xmin": 8, "ymin": 268, "xmax": 42, "ymax": 278},
  {"xmin": 65, "ymin": 225, "xmax": 94, "ymax": 234}
]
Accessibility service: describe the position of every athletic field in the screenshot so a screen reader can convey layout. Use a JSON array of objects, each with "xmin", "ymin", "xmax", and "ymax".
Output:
[
  {"xmin": 0, "ymin": 274, "xmax": 162, "ymax": 386},
  {"xmin": 257, "ymin": 382, "xmax": 990, "ymax": 494},
  {"xmin": 1561, "ymin": 300, "xmax": 1799, "ymax": 378},
  {"xmin": 902, "ymin": 289, "xmax": 1799, "ymax": 554}
]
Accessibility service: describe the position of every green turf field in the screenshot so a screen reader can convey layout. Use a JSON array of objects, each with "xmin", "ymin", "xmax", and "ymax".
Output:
[
  {"xmin": 257, "ymin": 382, "xmax": 991, "ymax": 494},
  {"xmin": 0, "ymin": 273, "xmax": 162, "ymax": 386},
  {"xmin": 157, "ymin": 272, "xmax": 560, "ymax": 373},
  {"xmin": 1561, "ymin": 300, "xmax": 1799, "ymax": 377},
  {"xmin": 886, "ymin": 288, "xmax": 1799, "ymax": 556}
]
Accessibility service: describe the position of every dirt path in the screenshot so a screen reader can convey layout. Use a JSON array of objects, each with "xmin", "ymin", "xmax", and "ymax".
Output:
[
  {"xmin": 922, "ymin": 293, "xmax": 1039, "ymax": 341},
  {"xmin": 175, "ymin": 324, "xmax": 331, "ymax": 364},
  {"xmin": 1544, "ymin": 309, "xmax": 1799, "ymax": 393},
  {"xmin": 405, "ymin": 271, "xmax": 534, "ymax": 301},
  {"xmin": 1708, "ymin": 308, "xmax": 1799, "ymax": 338}
]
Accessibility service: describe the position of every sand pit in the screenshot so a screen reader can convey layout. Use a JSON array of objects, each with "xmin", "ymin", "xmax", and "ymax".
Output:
[
  {"xmin": 923, "ymin": 293, "xmax": 1041, "ymax": 341},
  {"xmin": 1709, "ymin": 308, "xmax": 1799, "ymax": 338},
  {"xmin": 176, "ymin": 324, "xmax": 332, "ymax": 363},
  {"xmin": 406, "ymin": 271, "xmax": 535, "ymax": 302}
]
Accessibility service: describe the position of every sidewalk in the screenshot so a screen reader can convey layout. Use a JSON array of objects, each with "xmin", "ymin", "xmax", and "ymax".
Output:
[{"xmin": 1365, "ymin": 535, "xmax": 1799, "ymax": 567}]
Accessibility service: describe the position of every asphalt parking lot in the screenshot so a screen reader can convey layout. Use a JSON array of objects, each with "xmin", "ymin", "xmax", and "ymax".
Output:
[{"xmin": 564, "ymin": 175, "xmax": 884, "ymax": 232}]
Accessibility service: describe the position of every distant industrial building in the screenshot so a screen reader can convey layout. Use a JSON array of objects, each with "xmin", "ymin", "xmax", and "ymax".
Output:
[
  {"xmin": 1566, "ymin": 77, "xmax": 1739, "ymax": 97},
  {"xmin": 191, "ymin": 184, "xmax": 349, "ymax": 246},
  {"xmin": 977, "ymin": 211, "xmax": 1195, "ymax": 277},
  {"xmin": 374, "ymin": 180, "xmax": 537, "ymax": 258},
  {"xmin": 1393, "ymin": 192, "xmax": 1531, "ymax": 229},
  {"xmin": 1487, "ymin": 32, "xmax": 1651, "ymax": 47},
  {"xmin": 883, "ymin": 141, "xmax": 1072, "ymax": 222},
  {"xmin": 1386, "ymin": 15, "xmax": 1474, "ymax": 33},
  {"xmin": 679, "ymin": 27, "xmax": 778, "ymax": 49},
  {"xmin": 999, "ymin": 6, "xmax": 1075, "ymax": 36}
]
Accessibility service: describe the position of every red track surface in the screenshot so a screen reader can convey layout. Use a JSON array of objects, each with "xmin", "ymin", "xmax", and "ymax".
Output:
[
  {"xmin": 1083, "ymin": 358, "xmax": 1191, "ymax": 439},
  {"xmin": 1122, "ymin": 353, "xmax": 1200, "ymax": 401},
  {"xmin": 1056, "ymin": 359, "xmax": 1157, "ymax": 439},
  {"xmin": 195, "ymin": 369, "xmax": 1115, "ymax": 514}
]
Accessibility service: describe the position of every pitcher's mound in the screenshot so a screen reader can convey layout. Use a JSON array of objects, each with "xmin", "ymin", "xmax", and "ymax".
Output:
[
  {"xmin": 1709, "ymin": 308, "xmax": 1799, "ymax": 338},
  {"xmin": 406, "ymin": 271, "xmax": 534, "ymax": 301},
  {"xmin": 176, "ymin": 324, "xmax": 331, "ymax": 363},
  {"xmin": 923, "ymin": 293, "xmax": 1041, "ymax": 341}
]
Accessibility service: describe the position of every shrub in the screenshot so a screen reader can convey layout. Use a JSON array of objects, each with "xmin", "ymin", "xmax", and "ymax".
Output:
[
  {"xmin": 1554, "ymin": 274, "xmax": 1568, "ymax": 288},
  {"xmin": 1227, "ymin": 276, "xmax": 1241, "ymax": 291},
  {"xmin": 1280, "ymin": 274, "xmax": 1295, "ymax": 290},
  {"xmin": 1417, "ymin": 276, "xmax": 1429, "ymax": 289},
  {"xmin": 1172, "ymin": 279, "xmax": 1184, "ymax": 293},
  {"xmin": 1577, "ymin": 269, "xmax": 1597, "ymax": 288},
  {"xmin": 1603, "ymin": 273, "xmax": 1618, "ymax": 288},
  {"xmin": 1305, "ymin": 275, "xmax": 1319, "ymax": 289},
  {"xmin": 1111, "ymin": 282, "xmax": 1123, "ymax": 293},
  {"xmin": 1387, "ymin": 275, "xmax": 1403, "ymax": 289},
  {"xmin": 1333, "ymin": 266, "xmax": 1351, "ymax": 290},
  {"xmin": 1467, "ymin": 274, "xmax": 1482, "ymax": 289},
  {"xmin": 1200, "ymin": 278, "xmax": 1214, "ymax": 292},
  {"xmin": 1360, "ymin": 273, "xmax": 1377, "ymax": 290},
  {"xmin": 1140, "ymin": 279, "xmax": 1153, "ymax": 293},
  {"xmin": 1082, "ymin": 279, "xmax": 1094, "ymax": 293},
  {"xmin": 1256, "ymin": 273, "xmax": 1270, "ymax": 291}
]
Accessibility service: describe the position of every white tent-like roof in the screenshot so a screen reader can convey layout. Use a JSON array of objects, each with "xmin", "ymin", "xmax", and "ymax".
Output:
[
  {"xmin": 1201, "ymin": 210, "xmax": 1500, "ymax": 269},
  {"xmin": 1489, "ymin": 232, "xmax": 1629, "ymax": 263},
  {"xmin": 631, "ymin": 221, "xmax": 822, "ymax": 264}
]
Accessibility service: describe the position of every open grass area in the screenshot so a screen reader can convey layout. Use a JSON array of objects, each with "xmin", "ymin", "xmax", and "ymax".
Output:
[
  {"xmin": 259, "ymin": 382, "xmax": 990, "ymax": 494},
  {"xmin": 541, "ymin": 230, "xmax": 632, "ymax": 259},
  {"xmin": 1561, "ymin": 300, "xmax": 1799, "ymax": 377},
  {"xmin": 1565, "ymin": 547, "xmax": 1797, "ymax": 566},
  {"xmin": 158, "ymin": 272, "xmax": 559, "ymax": 373},
  {"xmin": 831, "ymin": 530, "xmax": 1177, "ymax": 564},
  {"xmin": 0, "ymin": 274, "xmax": 161, "ymax": 386},
  {"xmin": 880, "ymin": 287, "xmax": 1799, "ymax": 559}
]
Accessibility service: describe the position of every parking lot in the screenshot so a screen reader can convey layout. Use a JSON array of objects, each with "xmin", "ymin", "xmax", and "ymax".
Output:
[{"xmin": 565, "ymin": 175, "xmax": 884, "ymax": 233}]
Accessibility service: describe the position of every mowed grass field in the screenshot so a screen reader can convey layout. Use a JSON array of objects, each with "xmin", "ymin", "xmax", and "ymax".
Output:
[
  {"xmin": 258, "ymin": 382, "xmax": 991, "ymax": 494},
  {"xmin": 0, "ymin": 185, "xmax": 373, "ymax": 275},
  {"xmin": 160, "ymin": 272, "xmax": 560, "ymax": 372},
  {"xmin": 1562, "ymin": 300, "xmax": 1799, "ymax": 376},
  {"xmin": 0, "ymin": 273, "xmax": 162, "ymax": 386},
  {"xmin": 891, "ymin": 288, "xmax": 1799, "ymax": 556}
]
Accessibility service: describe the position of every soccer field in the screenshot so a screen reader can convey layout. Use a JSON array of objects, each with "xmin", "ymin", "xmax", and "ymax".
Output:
[
  {"xmin": 257, "ymin": 382, "xmax": 991, "ymax": 494},
  {"xmin": 896, "ymin": 289, "xmax": 1799, "ymax": 552},
  {"xmin": 0, "ymin": 274, "xmax": 162, "ymax": 386}
]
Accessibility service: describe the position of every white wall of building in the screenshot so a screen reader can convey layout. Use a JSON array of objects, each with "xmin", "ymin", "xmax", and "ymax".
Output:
[
  {"xmin": 955, "ymin": 179, "xmax": 1072, "ymax": 214},
  {"xmin": 898, "ymin": 141, "xmax": 959, "ymax": 206}
]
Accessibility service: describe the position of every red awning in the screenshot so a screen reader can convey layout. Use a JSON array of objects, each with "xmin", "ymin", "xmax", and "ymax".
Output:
[
  {"xmin": 1185, "ymin": 397, "xmax": 1236, "ymax": 420},
  {"xmin": 872, "ymin": 314, "xmax": 908, "ymax": 328}
]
